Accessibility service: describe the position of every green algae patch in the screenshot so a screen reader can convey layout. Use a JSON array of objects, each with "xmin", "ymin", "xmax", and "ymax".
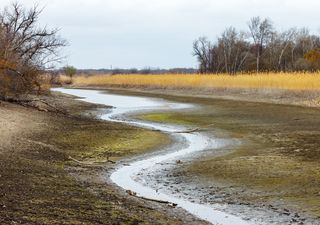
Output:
[
  {"xmin": 52, "ymin": 120, "xmax": 170, "ymax": 162},
  {"xmin": 137, "ymin": 113, "xmax": 194, "ymax": 125}
]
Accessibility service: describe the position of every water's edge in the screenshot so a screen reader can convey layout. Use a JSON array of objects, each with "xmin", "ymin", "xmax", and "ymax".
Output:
[{"xmin": 54, "ymin": 88, "xmax": 252, "ymax": 225}]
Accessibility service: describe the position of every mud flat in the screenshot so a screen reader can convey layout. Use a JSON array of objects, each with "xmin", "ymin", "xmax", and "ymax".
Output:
[
  {"xmin": 0, "ymin": 91, "xmax": 202, "ymax": 225},
  {"xmin": 56, "ymin": 88, "xmax": 314, "ymax": 224}
]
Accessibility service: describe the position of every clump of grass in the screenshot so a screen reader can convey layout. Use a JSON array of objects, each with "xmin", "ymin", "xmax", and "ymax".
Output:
[{"xmin": 73, "ymin": 72, "xmax": 320, "ymax": 91}]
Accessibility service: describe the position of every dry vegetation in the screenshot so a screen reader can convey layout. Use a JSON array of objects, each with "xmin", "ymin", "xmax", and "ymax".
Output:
[
  {"xmin": 0, "ymin": 3, "xmax": 65, "ymax": 99},
  {"xmin": 71, "ymin": 73, "xmax": 320, "ymax": 91}
]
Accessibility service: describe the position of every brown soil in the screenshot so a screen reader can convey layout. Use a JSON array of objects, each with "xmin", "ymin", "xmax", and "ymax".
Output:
[{"xmin": 0, "ymin": 92, "xmax": 207, "ymax": 225}]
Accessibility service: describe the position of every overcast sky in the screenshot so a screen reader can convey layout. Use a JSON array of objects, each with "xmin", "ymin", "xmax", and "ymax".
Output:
[{"xmin": 1, "ymin": 0, "xmax": 320, "ymax": 69}]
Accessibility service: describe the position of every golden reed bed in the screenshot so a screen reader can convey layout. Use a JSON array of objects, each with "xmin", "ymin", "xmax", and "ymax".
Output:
[{"xmin": 69, "ymin": 73, "xmax": 320, "ymax": 91}]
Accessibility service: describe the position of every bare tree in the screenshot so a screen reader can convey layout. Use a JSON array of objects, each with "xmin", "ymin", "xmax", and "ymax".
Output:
[
  {"xmin": 0, "ymin": 2, "xmax": 66, "ymax": 98},
  {"xmin": 193, "ymin": 17, "xmax": 320, "ymax": 73},
  {"xmin": 219, "ymin": 27, "xmax": 250, "ymax": 74},
  {"xmin": 192, "ymin": 37, "xmax": 212, "ymax": 73},
  {"xmin": 277, "ymin": 28, "xmax": 297, "ymax": 71},
  {"xmin": 248, "ymin": 17, "xmax": 273, "ymax": 72}
]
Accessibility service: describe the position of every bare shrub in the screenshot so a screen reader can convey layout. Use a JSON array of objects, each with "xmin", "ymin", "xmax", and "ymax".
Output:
[{"xmin": 0, "ymin": 2, "xmax": 66, "ymax": 99}]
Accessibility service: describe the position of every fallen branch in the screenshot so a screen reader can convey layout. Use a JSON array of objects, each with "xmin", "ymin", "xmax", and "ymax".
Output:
[
  {"xmin": 140, "ymin": 196, "xmax": 170, "ymax": 204},
  {"xmin": 149, "ymin": 129, "xmax": 162, "ymax": 132},
  {"xmin": 140, "ymin": 196, "xmax": 178, "ymax": 208},
  {"xmin": 174, "ymin": 128, "xmax": 202, "ymax": 134},
  {"xmin": 106, "ymin": 156, "xmax": 116, "ymax": 164},
  {"xmin": 30, "ymin": 99, "xmax": 67, "ymax": 115},
  {"xmin": 126, "ymin": 190, "xmax": 178, "ymax": 208},
  {"xmin": 3, "ymin": 96, "xmax": 67, "ymax": 114}
]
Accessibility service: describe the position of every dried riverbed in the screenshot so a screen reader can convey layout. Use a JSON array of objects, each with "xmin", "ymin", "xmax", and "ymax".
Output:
[{"xmin": 54, "ymin": 88, "xmax": 318, "ymax": 225}]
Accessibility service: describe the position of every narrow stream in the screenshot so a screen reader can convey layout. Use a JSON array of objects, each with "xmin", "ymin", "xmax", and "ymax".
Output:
[{"xmin": 54, "ymin": 88, "xmax": 252, "ymax": 225}]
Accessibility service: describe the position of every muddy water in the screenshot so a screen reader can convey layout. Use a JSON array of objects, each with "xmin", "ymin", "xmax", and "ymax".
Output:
[{"xmin": 54, "ymin": 88, "xmax": 253, "ymax": 225}]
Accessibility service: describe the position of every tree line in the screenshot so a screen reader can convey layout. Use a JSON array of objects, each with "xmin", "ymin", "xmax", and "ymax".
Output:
[{"xmin": 193, "ymin": 17, "xmax": 320, "ymax": 74}]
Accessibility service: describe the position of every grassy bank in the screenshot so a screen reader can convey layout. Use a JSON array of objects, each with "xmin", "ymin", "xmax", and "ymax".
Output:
[
  {"xmin": 70, "ymin": 73, "xmax": 320, "ymax": 91},
  {"xmin": 0, "ymin": 92, "xmax": 198, "ymax": 225},
  {"xmin": 134, "ymin": 94, "xmax": 320, "ymax": 219}
]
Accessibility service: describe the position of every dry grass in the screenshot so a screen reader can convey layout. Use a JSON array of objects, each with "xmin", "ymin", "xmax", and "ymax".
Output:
[
  {"xmin": 72, "ymin": 72, "xmax": 320, "ymax": 91},
  {"xmin": 56, "ymin": 74, "xmax": 72, "ymax": 85}
]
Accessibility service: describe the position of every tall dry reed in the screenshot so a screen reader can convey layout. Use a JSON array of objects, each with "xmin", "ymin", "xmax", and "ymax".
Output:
[{"xmin": 72, "ymin": 73, "xmax": 320, "ymax": 91}]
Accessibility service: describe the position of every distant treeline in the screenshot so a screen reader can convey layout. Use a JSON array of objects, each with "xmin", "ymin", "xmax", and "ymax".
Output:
[
  {"xmin": 193, "ymin": 17, "xmax": 320, "ymax": 74},
  {"xmin": 66, "ymin": 68, "xmax": 197, "ymax": 75}
]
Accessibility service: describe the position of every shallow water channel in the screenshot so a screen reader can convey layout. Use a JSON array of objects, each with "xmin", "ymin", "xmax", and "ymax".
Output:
[{"xmin": 54, "ymin": 88, "xmax": 254, "ymax": 225}]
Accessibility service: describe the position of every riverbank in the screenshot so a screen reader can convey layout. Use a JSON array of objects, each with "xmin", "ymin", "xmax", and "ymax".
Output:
[
  {"xmin": 61, "ymin": 85, "xmax": 320, "ymax": 222},
  {"xmin": 0, "ymin": 92, "xmax": 206, "ymax": 224},
  {"xmin": 2, "ymin": 86, "xmax": 320, "ymax": 224},
  {"xmin": 54, "ymin": 85, "xmax": 320, "ymax": 223},
  {"xmin": 64, "ymin": 85, "xmax": 320, "ymax": 224}
]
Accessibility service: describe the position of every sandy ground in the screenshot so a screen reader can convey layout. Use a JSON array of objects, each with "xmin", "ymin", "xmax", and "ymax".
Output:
[{"xmin": 0, "ymin": 92, "xmax": 207, "ymax": 225}]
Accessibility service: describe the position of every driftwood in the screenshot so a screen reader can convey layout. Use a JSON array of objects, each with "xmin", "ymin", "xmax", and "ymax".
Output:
[
  {"xmin": 140, "ymin": 196, "xmax": 178, "ymax": 208},
  {"xmin": 174, "ymin": 128, "xmax": 202, "ymax": 134},
  {"xmin": 150, "ymin": 129, "xmax": 162, "ymax": 132},
  {"xmin": 126, "ymin": 189, "xmax": 178, "ymax": 208}
]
